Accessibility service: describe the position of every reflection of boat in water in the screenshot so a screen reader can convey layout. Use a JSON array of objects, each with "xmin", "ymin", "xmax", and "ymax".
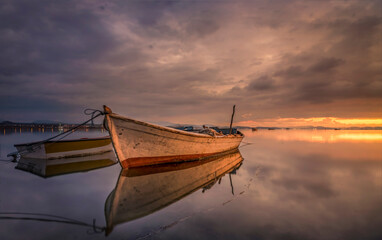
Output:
[
  {"xmin": 103, "ymin": 106, "xmax": 244, "ymax": 168},
  {"xmin": 15, "ymin": 150, "xmax": 117, "ymax": 178},
  {"xmin": 13, "ymin": 136, "xmax": 112, "ymax": 159},
  {"xmin": 104, "ymin": 149, "xmax": 244, "ymax": 234}
]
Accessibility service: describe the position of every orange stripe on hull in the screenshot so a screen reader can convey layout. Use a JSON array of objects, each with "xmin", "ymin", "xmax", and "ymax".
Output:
[
  {"xmin": 122, "ymin": 150, "xmax": 241, "ymax": 177},
  {"xmin": 120, "ymin": 149, "xmax": 238, "ymax": 168}
]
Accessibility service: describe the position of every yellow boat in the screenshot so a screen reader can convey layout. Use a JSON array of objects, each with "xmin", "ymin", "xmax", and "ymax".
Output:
[
  {"xmin": 14, "ymin": 136, "xmax": 112, "ymax": 159},
  {"xmin": 15, "ymin": 150, "xmax": 118, "ymax": 178}
]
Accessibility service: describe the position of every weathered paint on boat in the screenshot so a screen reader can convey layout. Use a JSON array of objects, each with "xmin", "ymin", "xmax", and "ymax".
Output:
[
  {"xmin": 104, "ymin": 149, "xmax": 243, "ymax": 234},
  {"xmin": 15, "ymin": 150, "xmax": 117, "ymax": 178},
  {"xmin": 14, "ymin": 136, "xmax": 112, "ymax": 159},
  {"xmin": 103, "ymin": 106, "xmax": 244, "ymax": 168}
]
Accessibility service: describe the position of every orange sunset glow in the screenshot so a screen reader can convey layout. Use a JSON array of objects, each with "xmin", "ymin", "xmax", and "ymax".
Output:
[
  {"xmin": 237, "ymin": 117, "xmax": 382, "ymax": 128},
  {"xmin": 246, "ymin": 129, "xmax": 382, "ymax": 143}
]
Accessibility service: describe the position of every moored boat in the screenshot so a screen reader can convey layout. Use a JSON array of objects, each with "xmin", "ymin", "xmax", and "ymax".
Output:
[
  {"xmin": 104, "ymin": 149, "xmax": 243, "ymax": 234},
  {"xmin": 15, "ymin": 150, "xmax": 117, "ymax": 178},
  {"xmin": 103, "ymin": 105, "xmax": 244, "ymax": 168},
  {"xmin": 13, "ymin": 136, "xmax": 112, "ymax": 159}
]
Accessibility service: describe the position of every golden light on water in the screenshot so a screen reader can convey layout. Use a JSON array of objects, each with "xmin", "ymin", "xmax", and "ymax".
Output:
[
  {"xmin": 250, "ymin": 130, "xmax": 382, "ymax": 143},
  {"xmin": 295, "ymin": 131, "xmax": 382, "ymax": 143},
  {"xmin": 336, "ymin": 133, "xmax": 382, "ymax": 141}
]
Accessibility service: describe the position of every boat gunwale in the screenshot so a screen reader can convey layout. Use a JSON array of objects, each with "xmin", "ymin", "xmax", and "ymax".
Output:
[
  {"xmin": 14, "ymin": 136, "xmax": 111, "ymax": 147},
  {"xmin": 108, "ymin": 113, "xmax": 244, "ymax": 139}
]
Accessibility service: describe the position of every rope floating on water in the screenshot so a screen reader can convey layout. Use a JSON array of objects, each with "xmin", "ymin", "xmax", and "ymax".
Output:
[
  {"xmin": 0, "ymin": 212, "xmax": 105, "ymax": 234},
  {"xmin": 0, "ymin": 159, "xmax": 15, "ymax": 164},
  {"xmin": 239, "ymin": 141, "xmax": 254, "ymax": 148}
]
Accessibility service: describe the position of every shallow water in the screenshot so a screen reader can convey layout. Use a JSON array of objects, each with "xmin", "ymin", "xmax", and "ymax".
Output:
[{"xmin": 0, "ymin": 129, "xmax": 381, "ymax": 240}]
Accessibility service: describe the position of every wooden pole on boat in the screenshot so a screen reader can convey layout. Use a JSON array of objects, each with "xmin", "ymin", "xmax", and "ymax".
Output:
[
  {"xmin": 229, "ymin": 173, "xmax": 235, "ymax": 195},
  {"xmin": 229, "ymin": 105, "xmax": 236, "ymax": 134}
]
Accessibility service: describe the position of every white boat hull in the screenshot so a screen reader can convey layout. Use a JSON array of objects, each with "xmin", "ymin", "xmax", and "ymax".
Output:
[{"xmin": 105, "ymin": 112, "xmax": 244, "ymax": 168}]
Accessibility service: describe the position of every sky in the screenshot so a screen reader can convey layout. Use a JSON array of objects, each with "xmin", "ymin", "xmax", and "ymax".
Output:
[{"xmin": 0, "ymin": 0, "xmax": 381, "ymax": 127}]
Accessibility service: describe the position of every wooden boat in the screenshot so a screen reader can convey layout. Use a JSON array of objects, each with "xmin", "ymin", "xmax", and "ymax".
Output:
[
  {"xmin": 15, "ymin": 150, "xmax": 117, "ymax": 178},
  {"xmin": 13, "ymin": 136, "xmax": 112, "ymax": 159},
  {"xmin": 103, "ymin": 105, "xmax": 244, "ymax": 168},
  {"xmin": 104, "ymin": 149, "xmax": 243, "ymax": 234}
]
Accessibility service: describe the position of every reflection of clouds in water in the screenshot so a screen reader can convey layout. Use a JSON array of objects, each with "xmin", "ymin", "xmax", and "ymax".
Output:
[
  {"xmin": 173, "ymin": 132, "xmax": 381, "ymax": 240},
  {"xmin": 247, "ymin": 129, "xmax": 382, "ymax": 143},
  {"xmin": 243, "ymin": 129, "xmax": 382, "ymax": 161},
  {"xmin": 1, "ymin": 130, "xmax": 381, "ymax": 239},
  {"xmin": 272, "ymin": 177, "xmax": 336, "ymax": 199},
  {"xmin": 0, "ymin": 161, "xmax": 121, "ymax": 239}
]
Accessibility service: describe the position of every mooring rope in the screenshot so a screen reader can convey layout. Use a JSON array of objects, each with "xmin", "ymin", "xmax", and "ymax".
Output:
[
  {"xmin": 15, "ymin": 109, "xmax": 106, "ymax": 157},
  {"xmin": 0, "ymin": 159, "xmax": 14, "ymax": 164},
  {"xmin": 0, "ymin": 212, "xmax": 105, "ymax": 234},
  {"xmin": 42, "ymin": 109, "xmax": 105, "ymax": 144},
  {"xmin": 84, "ymin": 109, "xmax": 105, "ymax": 126}
]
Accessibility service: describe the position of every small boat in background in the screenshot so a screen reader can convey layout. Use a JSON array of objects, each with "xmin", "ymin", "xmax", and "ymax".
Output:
[
  {"xmin": 103, "ymin": 105, "xmax": 244, "ymax": 168},
  {"xmin": 104, "ymin": 149, "xmax": 243, "ymax": 234},
  {"xmin": 15, "ymin": 150, "xmax": 117, "ymax": 178},
  {"xmin": 12, "ymin": 136, "xmax": 112, "ymax": 160}
]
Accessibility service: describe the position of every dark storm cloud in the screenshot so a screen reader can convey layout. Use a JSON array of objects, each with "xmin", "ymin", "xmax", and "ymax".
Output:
[
  {"xmin": 0, "ymin": 0, "xmax": 116, "ymax": 76},
  {"xmin": 186, "ymin": 18, "xmax": 220, "ymax": 38},
  {"xmin": 0, "ymin": 0, "xmax": 151, "ymax": 121},
  {"xmin": 274, "ymin": 65, "xmax": 305, "ymax": 79},
  {"xmin": 265, "ymin": 57, "xmax": 346, "ymax": 103},
  {"xmin": 274, "ymin": 57, "xmax": 345, "ymax": 78},
  {"xmin": 327, "ymin": 16, "xmax": 382, "ymax": 54},
  {"xmin": 247, "ymin": 75, "xmax": 276, "ymax": 91},
  {"xmin": 121, "ymin": 1, "xmax": 176, "ymax": 27},
  {"xmin": 307, "ymin": 58, "xmax": 345, "ymax": 73}
]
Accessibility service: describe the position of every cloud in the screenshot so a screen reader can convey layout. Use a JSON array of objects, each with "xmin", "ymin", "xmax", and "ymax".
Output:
[
  {"xmin": 0, "ymin": 0, "xmax": 381, "ymax": 123},
  {"xmin": 307, "ymin": 57, "xmax": 345, "ymax": 73},
  {"xmin": 247, "ymin": 75, "xmax": 276, "ymax": 91}
]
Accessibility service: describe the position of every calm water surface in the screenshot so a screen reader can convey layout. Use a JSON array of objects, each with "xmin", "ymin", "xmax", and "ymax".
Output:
[{"xmin": 0, "ymin": 129, "xmax": 381, "ymax": 240}]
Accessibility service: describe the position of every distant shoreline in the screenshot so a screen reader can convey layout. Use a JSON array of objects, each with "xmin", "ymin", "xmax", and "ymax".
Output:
[
  {"xmin": 0, "ymin": 121, "xmax": 104, "ymax": 133},
  {"xmin": 1, "ymin": 121, "xmax": 381, "ymax": 132}
]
